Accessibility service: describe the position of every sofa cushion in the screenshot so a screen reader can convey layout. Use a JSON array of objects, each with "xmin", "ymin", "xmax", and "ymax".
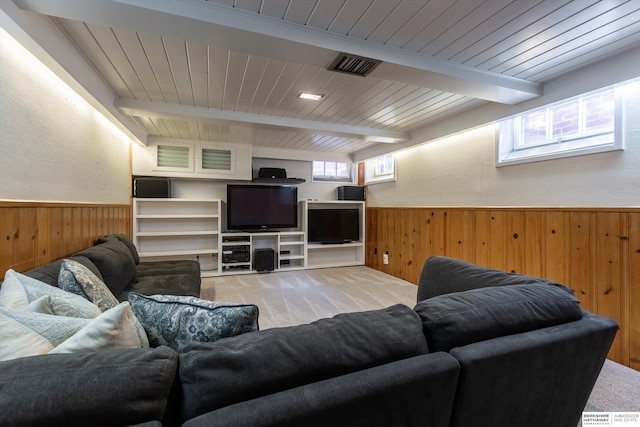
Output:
[
  {"xmin": 416, "ymin": 256, "xmax": 562, "ymax": 301},
  {"xmin": 123, "ymin": 270, "xmax": 201, "ymax": 302},
  {"xmin": 59, "ymin": 259, "xmax": 119, "ymax": 312},
  {"xmin": 21, "ymin": 255, "xmax": 103, "ymax": 288},
  {"xmin": 414, "ymin": 283, "xmax": 582, "ymax": 352},
  {"xmin": 0, "ymin": 269, "xmax": 101, "ymax": 318},
  {"xmin": 178, "ymin": 303, "xmax": 428, "ymax": 421},
  {"xmin": 0, "ymin": 301, "xmax": 148, "ymax": 361},
  {"xmin": 136, "ymin": 260, "xmax": 201, "ymax": 277},
  {"xmin": 74, "ymin": 239, "xmax": 137, "ymax": 296},
  {"xmin": 182, "ymin": 352, "xmax": 461, "ymax": 427},
  {"xmin": 129, "ymin": 293, "xmax": 258, "ymax": 352},
  {"xmin": 0, "ymin": 346, "xmax": 178, "ymax": 426},
  {"xmin": 96, "ymin": 234, "xmax": 140, "ymax": 264}
]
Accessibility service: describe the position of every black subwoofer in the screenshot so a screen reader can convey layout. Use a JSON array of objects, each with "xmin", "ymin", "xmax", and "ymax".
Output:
[{"xmin": 254, "ymin": 248, "xmax": 275, "ymax": 272}]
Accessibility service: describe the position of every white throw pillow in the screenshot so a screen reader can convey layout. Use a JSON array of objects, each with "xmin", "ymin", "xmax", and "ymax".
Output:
[
  {"xmin": 0, "ymin": 305, "xmax": 87, "ymax": 361},
  {"xmin": 0, "ymin": 301, "xmax": 149, "ymax": 362},
  {"xmin": 24, "ymin": 296, "xmax": 56, "ymax": 315},
  {"xmin": 51, "ymin": 302, "xmax": 149, "ymax": 354},
  {"xmin": 0, "ymin": 269, "xmax": 101, "ymax": 319}
]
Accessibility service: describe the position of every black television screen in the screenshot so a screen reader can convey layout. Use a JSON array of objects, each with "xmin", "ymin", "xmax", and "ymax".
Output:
[
  {"xmin": 308, "ymin": 209, "xmax": 360, "ymax": 244},
  {"xmin": 226, "ymin": 184, "xmax": 298, "ymax": 231}
]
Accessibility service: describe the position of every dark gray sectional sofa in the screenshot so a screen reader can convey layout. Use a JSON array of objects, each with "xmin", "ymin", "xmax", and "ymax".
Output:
[
  {"xmin": 0, "ymin": 250, "xmax": 617, "ymax": 427},
  {"xmin": 22, "ymin": 234, "xmax": 202, "ymax": 301}
]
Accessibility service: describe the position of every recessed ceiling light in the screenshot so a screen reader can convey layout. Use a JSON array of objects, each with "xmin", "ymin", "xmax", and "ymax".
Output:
[{"xmin": 298, "ymin": 92, "xmax": 324, "ymax": 101}]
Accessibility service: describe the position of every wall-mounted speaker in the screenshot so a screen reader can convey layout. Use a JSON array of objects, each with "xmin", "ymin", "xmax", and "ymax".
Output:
[
  {"xmin": 133, "ymin": 177, "xmax": 171, "ymax": 198},
  {"xmin": 254, "ymin": 248, "xmax": 275, "ymax": 272},
  {"xmin": 258, "ymin": 168, "xmax": 287, "ymax": 179},
  {"xmin": 337, "ymin": 186, "xmax": 365, "ymax": 201}
]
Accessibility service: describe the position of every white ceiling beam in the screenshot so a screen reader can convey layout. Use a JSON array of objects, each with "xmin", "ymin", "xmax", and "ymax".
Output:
[
  {"xmin": 15, "ymin": 0, "xmax": 542, "ymax": 104},
  {"xmin": 114, "ymin": 99, "xmax": 410, "ymax": 144}
]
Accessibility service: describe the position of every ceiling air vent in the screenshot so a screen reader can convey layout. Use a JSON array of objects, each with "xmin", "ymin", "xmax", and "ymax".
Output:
[{"xmin": 328, "ymin": 52, "xmax": 381, "ymax": 77}]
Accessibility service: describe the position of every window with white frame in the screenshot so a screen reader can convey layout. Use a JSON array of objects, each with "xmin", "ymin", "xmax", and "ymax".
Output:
[
  {"xmin": 497, "ymin": 85, "xmax": 624, "ymax": 166},
  {"xmin": 312, "ymin": 161, "xmax": 353, "ymax": 182},
  {"xmin": 365, "ymin": 153, "xmax": 395, "ymax": 184}
]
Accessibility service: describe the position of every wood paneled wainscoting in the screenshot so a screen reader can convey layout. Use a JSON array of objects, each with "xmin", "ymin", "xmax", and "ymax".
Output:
[
  {"xmin": 0, "ymin": 201, "xmax": 131, "ymax": 275},
  {"xmin": 366, "ymin": 207, "xmax": 640, "ymax": 370}
]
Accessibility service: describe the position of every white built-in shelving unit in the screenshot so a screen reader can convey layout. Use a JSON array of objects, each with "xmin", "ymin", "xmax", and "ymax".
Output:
[
  {"xmin": 133, "ymin": 198, "xmax": 364, "ymax": 276},
  {"xmin": 132, "ymin": 198, "xmax": 221, "ymax": 277}
]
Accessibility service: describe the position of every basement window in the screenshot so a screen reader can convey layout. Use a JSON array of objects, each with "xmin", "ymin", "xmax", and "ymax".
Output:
[
  {"xmin": 497, "ymin": 86, "xmax": 624, "ymax": 166},
  {"xmin": 312, "ymin": 161, "xmax": 353, "ymax": 183},
  {"xmin": 364, "ymin": 153, "xmax": 395, "ymax": 184}
]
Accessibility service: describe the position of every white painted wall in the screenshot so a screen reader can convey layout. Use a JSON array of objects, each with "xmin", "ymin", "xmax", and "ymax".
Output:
[
  {"xmin": 7, "ymin": 19, "xmax": 638, "ymax": 210},
  {"xmin": 0, "ymin": 30, "xmax": 131, "ymax": 204},
  {"xmin": 367, "ymin": 81, "xmax": 640, "ymax": 208}
]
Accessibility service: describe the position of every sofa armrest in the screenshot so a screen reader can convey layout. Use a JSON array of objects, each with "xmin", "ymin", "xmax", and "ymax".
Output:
[
  {"xmin": 96, "ymin": 234, "xmax": 140, "ymax": 264},
  {"xmin": 448, "ymin": 314, "xmax": 618, "ymax": 427},
  {"xmin": 183, "ymin": 352, "xmax": 460, "ymax": 427},
  {"xmin": 74, "ymin": 239, "xmax": 137, "ymax": 296}
]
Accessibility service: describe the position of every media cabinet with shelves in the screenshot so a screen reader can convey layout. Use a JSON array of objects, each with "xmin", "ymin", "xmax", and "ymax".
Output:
[
  {"xmin": 132, "ymin": 198, "xmax": 365, "ymax": 276},
  {"xmin": 220, "ymin": 231, "xmax": 306, "ymax": 274}
]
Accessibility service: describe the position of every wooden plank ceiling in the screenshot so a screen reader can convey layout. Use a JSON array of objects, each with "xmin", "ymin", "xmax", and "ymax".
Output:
[{"xmin": 10, "ymin": 0, "xmax": 640, "ymax": 155}]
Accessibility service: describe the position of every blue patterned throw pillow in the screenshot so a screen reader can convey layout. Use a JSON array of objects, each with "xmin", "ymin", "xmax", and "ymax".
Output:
[
  {"xmin": 128, "ymin": 293, "xmax": 259, "ymax": 352},
  {"xmin": 59, "ymin": 259, "xmax": 119, "ymax": 312}
]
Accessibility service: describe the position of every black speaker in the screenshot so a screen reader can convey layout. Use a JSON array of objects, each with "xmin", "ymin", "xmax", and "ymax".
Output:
[
  {"xmin": 258, "ymin": 168, "xmax": 287, "ymax": 179},
  {"xmin": 337, "ymin": 186, "xmax": 365, "ymax": 201},
  {"xmin": 254, "ymin": 248, "xmax": 275, "ymax": 272},
  {"xmin": 133, "ymin": 177, "xmax": 171, "ymax": 198}
]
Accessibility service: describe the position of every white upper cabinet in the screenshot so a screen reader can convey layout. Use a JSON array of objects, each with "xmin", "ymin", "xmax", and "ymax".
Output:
[
  {"xmin": 195, "ymin": 143, "xmax": 235, "ymax": 176},
  {"xmin": 153, "ymin": 142, "xmax": 194, "ymax": 173},
  {"xmin": 133, "ymin": 140, "xmax": 251, "ymax": 180}
]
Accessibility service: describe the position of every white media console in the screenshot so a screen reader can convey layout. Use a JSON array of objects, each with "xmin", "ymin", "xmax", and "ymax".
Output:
[{"xmin": 133, "ymin": 198, "xmax": 365, "ymax": 276}]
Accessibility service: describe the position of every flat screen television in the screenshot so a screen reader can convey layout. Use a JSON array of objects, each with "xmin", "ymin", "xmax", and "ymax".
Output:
[
  {"xmin": 307, "ymin": 209, "xmax": 360, "ymax": 244},
  {"xmin": 226, "ymin": 184, "xmax": 298, "ymax": 231}
]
